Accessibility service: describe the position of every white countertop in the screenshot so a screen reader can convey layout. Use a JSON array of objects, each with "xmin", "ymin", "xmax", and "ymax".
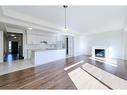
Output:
[{"xmin": 31, "ymin": 49, "xmax": 66, "ymax": 52}]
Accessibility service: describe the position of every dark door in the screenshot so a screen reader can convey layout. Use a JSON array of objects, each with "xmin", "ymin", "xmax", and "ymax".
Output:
[
  {"xmin": 11, "ymin": 41, "xmax": 18, "ymax": 54},
  {"xmin": 66, "ymin": 37, "xmax": 68, "ymax": 55}
]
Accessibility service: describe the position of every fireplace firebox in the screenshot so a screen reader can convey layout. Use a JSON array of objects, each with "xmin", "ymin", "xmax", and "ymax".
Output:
[{"xmin": 95, "ymin": 49, "xmax": 105, "ymax": 58}]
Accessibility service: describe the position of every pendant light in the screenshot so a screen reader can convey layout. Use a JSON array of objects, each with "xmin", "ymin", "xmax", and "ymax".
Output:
[{"xmin": 63, "ymin": 5, "xmax": 68, "ymax": 32}]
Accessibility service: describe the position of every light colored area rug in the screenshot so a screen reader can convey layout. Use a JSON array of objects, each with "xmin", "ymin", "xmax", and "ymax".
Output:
[
  {"xmin": 82, "ymin": 63, "xmax": 127, "ymax": 89},
  {"xmin": 68, "ymin": 67, "xmax": 109, "ymax": 89}
]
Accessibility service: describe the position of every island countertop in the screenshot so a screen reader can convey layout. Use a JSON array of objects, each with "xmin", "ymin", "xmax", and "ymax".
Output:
[
  {"xmin": 31, "ymin": 49, "xmax": 66, "ymax": 65},
  {"xmin": 31, "ymin": 48, "xmax": 66, "ymax": 52}
]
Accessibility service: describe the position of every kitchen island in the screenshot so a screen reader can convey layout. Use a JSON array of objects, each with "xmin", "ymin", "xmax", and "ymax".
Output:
[{"xmin": 31, "ymin": 49, "xmax": 66, "ymax": 65}]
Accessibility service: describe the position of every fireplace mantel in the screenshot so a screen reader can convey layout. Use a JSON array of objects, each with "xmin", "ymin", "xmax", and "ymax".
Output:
[{"xmin": 92, "ymin": 46, "xmax": 109, "ymax": 58}]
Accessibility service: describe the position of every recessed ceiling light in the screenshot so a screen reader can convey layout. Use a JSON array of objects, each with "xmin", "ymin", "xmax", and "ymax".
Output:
[
  {"xmin": 27, "ymin": 27, "xmax": 32, "ymax": 30},
  {"xmin": 11, "ymin": 34, "xmax": 15, "ymax": 36},
  {"xmin": 14, "ymin": 37, "xmax": 17, "ymax": 39}
]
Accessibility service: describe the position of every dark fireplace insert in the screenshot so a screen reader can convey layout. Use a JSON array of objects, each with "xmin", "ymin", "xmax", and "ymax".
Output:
[{"xmin": 95, "ymin": 49, "xmax": 105, "ymax": 58}]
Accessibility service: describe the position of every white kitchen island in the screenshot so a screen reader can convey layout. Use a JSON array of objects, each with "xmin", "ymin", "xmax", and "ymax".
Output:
[{"xmin": 32, "ymin": 49, "xmax": 66, "ymax": 65}]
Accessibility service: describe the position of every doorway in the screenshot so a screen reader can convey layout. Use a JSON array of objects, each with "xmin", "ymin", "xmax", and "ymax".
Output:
[
  {"xmin": 66, "ymin": 36, "xmax": 68, "ymax": 55},
  {"xmin": 66, "ymin": 35, "xmax": 74, "ymax": 57},
  {"xmin": 11, "ymin": 41, "xmax": 18, "ymax": 54},
  {"xmin": 4, "ymin": 32, "xmax": 23, "ymax": 62}
]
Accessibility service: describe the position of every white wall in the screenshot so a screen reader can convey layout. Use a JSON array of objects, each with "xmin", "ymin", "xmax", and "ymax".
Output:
[
  {"xmin": 123, "ymin": 31, "xmax": 127, "ymax": 60},
  {"xmin": 0, "ymin": 31, "xmax": 3, "ymax": 62},
  {"xmin": 83, "ymin": 30, "xmax": 124, "ymax": 59},
  {"xmin": 74, "ymin": 35, "xmax": 85, "ymax": 56}
]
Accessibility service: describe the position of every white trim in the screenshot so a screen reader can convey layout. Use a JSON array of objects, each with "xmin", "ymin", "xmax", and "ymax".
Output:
[{"xmin": 0, "ymin": 31, "xmax": 3, "ymax": 63}]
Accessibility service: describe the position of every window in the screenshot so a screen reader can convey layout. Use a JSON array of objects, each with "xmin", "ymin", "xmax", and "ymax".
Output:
[{"xmin": 9, "ymin": 41, "xmax": 11, "ymax": 53}]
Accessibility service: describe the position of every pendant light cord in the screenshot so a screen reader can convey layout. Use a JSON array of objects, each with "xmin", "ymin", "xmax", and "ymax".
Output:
[
  {"xmin": 63, "ymin": 5, "xmax": 68, "ymax": 29},
  {"xmin": 65, "ymin": 6, "xmax": 66, "ymax": 29}
]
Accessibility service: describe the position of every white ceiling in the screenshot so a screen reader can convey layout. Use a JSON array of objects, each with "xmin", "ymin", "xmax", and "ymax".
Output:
[{"xmin": 1, "ymin": 6, "xmax": 126, "ymax": 34}]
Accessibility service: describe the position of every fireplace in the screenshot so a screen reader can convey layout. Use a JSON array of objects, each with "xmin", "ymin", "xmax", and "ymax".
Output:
[{"xmin": 95, "ymin": 49, "xmax": 105, "ymax": 58}]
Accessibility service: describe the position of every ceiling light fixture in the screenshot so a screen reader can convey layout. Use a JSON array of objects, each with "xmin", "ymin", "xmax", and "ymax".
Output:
[
  {"xmin": 11, "ymin": 34, "xmax": 15, "ymax": 36},
  {"xmin": 63, "ymin": 5, "xmax": 68, "ymax": 32},
  {"xmin": 14, "ymin": 37, "xmax": 17, "ymax": 39},
  {"xmin": 27, "ymin": 27, "xmax": 32, "ymax": 30}
]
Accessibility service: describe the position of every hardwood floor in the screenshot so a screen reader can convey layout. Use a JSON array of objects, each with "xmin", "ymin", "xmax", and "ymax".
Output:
[{"xmin": 0, "ymin": 55, "xmax": 127, "ymax": 89}]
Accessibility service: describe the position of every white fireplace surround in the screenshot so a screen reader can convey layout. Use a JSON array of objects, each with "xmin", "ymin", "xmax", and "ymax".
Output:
[{"xmin": 92, "ymin": 47, "xmax": 109, "ymax": 58}]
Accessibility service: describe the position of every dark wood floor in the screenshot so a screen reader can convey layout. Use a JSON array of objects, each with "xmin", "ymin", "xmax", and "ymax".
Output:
[{"xmin": 0, "ymin": 55, "xmax": 127, "ymax": 89}]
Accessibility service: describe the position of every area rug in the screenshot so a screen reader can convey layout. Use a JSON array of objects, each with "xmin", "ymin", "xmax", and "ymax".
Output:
[
  {"xmin": 82, "ymin": 63, "xmax": 127, "ymax": 89},
  {"xmin": 68, "ymin": 67, "xmax": 109, "ymax": 89}
]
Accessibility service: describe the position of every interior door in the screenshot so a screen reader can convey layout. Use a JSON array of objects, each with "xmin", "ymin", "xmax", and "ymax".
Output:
[
  {"xmin": 66, "ymin": 36, "xmax": 74, "ymax": 57},
  {"xmin": 11, "ymin": 41, "xmax": 18, "ymax": 54},
  {"xmin": 66, "ymin": 37, "xmax": 68, "ymax": 55}
]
